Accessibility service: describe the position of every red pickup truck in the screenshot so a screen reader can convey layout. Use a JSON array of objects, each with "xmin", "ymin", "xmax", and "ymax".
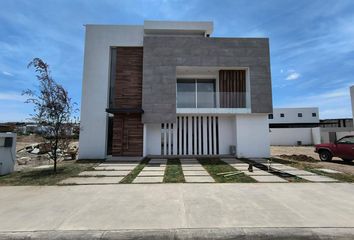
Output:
[{"xmin": 315, "ymin": 135, "xmax": 354, "ymax": 162}]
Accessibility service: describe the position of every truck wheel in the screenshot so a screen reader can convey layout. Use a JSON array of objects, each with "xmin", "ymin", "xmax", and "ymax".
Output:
[
  {"xmin": 342, "ymin": 159, "xmax": 353, "ymax": 162},
  {"xmin": 319, "ymin": 150, "xmax": 332, "ymax": 161}
]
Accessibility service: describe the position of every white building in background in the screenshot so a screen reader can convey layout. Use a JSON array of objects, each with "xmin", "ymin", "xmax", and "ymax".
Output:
[{"xmin": 269, "ymin": 107, "xmax": 321, "ymax": 146}]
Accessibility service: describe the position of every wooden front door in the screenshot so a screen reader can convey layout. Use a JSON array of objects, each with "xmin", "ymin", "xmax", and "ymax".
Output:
[
  {"xmin": 112, "ymin": 113, "xmax": 143, "ymax": 156},
  {"xmin": 109, "ymin": 47, "xmax": 144, "ymax": 157}
]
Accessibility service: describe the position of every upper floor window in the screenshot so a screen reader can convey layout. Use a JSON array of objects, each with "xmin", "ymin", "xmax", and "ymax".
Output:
[
  {"xmin": 312, "ymin": 113, "xmax": 317, "ymax": 117},
  {"xmin": 280, "ymin": 113, "xmax": 285, "ymax": 118},
  {"xmin": 298, "ymin": 113, "xmax": 303, "ymax": 117},
  {"xmin": 268, "ymin": 114, "xmax": 273, "ymax": 119},
  {"xmin": 177, "ymin": 79, "xmax": 215, "ymax": 108}
]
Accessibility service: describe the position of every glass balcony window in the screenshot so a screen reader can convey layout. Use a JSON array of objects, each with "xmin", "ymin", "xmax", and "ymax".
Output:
[{"xmin": 177, "ymin": 78, "xmax": 247, "ymax": 109}]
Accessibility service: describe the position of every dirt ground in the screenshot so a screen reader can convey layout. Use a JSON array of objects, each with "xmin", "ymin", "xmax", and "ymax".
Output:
[{"xmin": 271, "ymin": 146, "xmax": 354, "ymax": 175}]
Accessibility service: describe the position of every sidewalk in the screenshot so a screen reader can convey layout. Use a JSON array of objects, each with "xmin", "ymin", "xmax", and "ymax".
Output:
[{"xmin": 0, "ymin": 183, "xmax": 354, "ymax": 239}]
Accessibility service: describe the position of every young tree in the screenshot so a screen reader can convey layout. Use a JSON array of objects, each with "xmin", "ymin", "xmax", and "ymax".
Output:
[{"xmin": 23, "ymin": 58, "xmax": 75, "ymax": 173}]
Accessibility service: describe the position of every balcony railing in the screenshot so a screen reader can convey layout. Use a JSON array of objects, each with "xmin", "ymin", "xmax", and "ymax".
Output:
[{"xmin": 177, "ymin": 91, "xmax": 248, "ymax": 109}]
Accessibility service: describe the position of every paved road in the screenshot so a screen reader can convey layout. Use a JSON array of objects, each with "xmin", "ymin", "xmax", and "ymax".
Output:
[{"xmin": 1, "ymin": 183, "xmax": 354, "ymax": 239}]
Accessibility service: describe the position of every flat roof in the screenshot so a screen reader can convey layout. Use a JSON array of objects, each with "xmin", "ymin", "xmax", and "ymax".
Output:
[{"xmin": 144, "ymin": 20, "xmax": 213, "ymax": 35}]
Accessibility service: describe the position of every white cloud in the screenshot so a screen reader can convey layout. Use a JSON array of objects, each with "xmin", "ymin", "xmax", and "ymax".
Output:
[
  {"xmin": 0, "ymin": 92, "xmax": 26, "ymax": 101},
  {"xmin": 285, "ymin": 70, "xmax": 300, "ymax": 81},
  {"xmin": 2, "ymin": 71, "xmax": 13, "ymax": 77}
]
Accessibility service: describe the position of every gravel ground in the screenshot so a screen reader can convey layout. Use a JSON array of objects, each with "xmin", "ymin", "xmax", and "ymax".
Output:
[{"xmin": 271, "ymin": 146, "xmax": 354, "ymax": 175}]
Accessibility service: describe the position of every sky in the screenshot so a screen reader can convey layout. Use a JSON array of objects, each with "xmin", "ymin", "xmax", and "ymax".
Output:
[{"xmin": 1, "ymin": 0, "xmax": 354, "ymax": 122}]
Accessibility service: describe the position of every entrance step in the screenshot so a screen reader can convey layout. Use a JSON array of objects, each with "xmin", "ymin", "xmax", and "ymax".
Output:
[{"xmin": 106, "ymin": 156, "xmax": 143, "ymax": 162}]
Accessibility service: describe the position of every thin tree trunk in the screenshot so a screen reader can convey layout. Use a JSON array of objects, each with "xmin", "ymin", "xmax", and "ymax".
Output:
[{"xmin": 53, "ymin": 129, "xmax": 59, "ymax": 173}]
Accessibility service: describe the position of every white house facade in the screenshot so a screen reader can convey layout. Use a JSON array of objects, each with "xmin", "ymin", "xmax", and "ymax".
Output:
[{"xmin": 79, "ymin": 21, "xmax": 273, "ymax": 159}]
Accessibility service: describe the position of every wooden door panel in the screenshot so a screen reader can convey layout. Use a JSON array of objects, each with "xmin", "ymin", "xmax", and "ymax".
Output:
[{"xmin": 112, "ymin": 114, "xmax": 143, "ymax": 156}]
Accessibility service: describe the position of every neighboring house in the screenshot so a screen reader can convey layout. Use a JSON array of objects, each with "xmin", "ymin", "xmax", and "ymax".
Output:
[
  {"xmin": 269, "ymin": 108, "xmax": 321, "ymax": 145},
  {"xmin": 320, "ymin": 119, "xmax": 354, "ymax": 143},
  {"xmin": 79, "ymin": 20, "xmax": 272, "ymax": 160}
]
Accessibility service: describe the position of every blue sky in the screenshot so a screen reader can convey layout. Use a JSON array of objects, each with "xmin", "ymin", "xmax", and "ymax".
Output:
[{"xmin": 1, "ymin": 0, "xmax": 354, "ymax": 122}]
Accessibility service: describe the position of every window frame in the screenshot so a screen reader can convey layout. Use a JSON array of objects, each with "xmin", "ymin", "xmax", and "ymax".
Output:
[{"xmin": 177, "ymin": 78, "xmax": 216, "ymax": 108}]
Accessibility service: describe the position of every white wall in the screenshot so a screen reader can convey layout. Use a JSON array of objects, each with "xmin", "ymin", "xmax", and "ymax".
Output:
[
  {"xmin": 270, "ymin": 127, "xmax": 320, "ymax": 145},
  {"xmin": 144, "ymin": 123, "xmax": 161, "ymax": 155},
  {"xmin": 79, "ymin": 25, "xmax": 144, "ymax": 159},
  {"xmin": 218, "ymin": 116, "xmax": 236, "ymax": 154},
  {"xmin": 269, "ymin": 107, "xmax": 319, "ymax": 124},
  {"xmin": 312, "ymin": 127, "xmax": 321, "ymax": 145},
  {"xmin": 235, "ymin": 114, "xmax": 270, "ymax": 158},
  {"xmin": 144, "ymin": 114, "xmax": 270, "ymax": 158},
  {"xmin": 0, "ymin": 133, "xmax": 16, "ymax": 175},
  {"xmin": 321, "ymin": 130, "xmax": 354, "ymax": 143}
]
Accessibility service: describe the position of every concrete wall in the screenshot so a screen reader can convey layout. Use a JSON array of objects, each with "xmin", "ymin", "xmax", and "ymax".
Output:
[
  {"xmin": 144, "ymin": 123, "xmax": 161, "ymax": 155},
  {"xmin": 235, "ymin": 114, "xmax": 270, "ymax": 158},
  {"xmin": 269, "ymin": 107, "xmax": 319, "ymax": 124},
  {"xmin": 79, "ymin": 25, "xmax": 144, "ymax": 159},
  {"xmin": 0, "ymin": 133, "xmax": 16, "ymax": 175},
  {"xmin": 270, "ymin": 127, "xmax": 320, "ymax": 146},
  {"xmin": 218, "ymin": 116, "xmax": 236, "ymax": 155},
  {"xmin": 142, "ymin": 36, "xmax": 272, "ymax": 124},
  {"xmin": 321, "ymin": 128, "xmax": 354, "ymax": 143}
]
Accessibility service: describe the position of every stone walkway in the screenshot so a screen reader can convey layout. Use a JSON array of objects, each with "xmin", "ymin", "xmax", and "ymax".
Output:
[
  {"xmin": 59, "ymin": 157, "xmax": 339, "ymax": 185},
  {"xmin": 222, "ymin": 158, "xmax": 287, "ymax": 183},
  {"xmin": 59, "ymin": 161, "xmax": 139, "ymax": 185},
  {"xmin": 180, "ymin": 159, "xmax": 215, "ymax": 183},
  {"xmin": 133, "ymin": 159, "xmax": 167, "ymax": 183}
]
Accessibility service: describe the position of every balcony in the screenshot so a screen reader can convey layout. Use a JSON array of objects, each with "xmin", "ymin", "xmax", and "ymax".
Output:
[{"xmin": 176, "ymin": 91, "xmax": 250, "ymax": 114}]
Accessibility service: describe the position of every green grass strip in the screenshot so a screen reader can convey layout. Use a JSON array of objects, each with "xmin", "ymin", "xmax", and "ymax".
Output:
[
  {"xmin": 198, "ymin": 158, "xmax": 256, "ymax": 183},
  {"xmin": 0, "ymin": 161, "xmax": 97, "ymax": 186},
  {"xmin": 164, "ymin": 158, "xmax": 185, "ymax": 183},
  {"xmin": 120, "ymin": 158, "xmax": 150, "ymax": 184}
]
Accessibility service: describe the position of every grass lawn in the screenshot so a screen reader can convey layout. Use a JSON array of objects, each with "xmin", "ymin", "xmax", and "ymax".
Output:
[
  {"xmin": 199, "ymin": 158, "xmax": 256, "ymax": 183},
  {"xmin": 120, "ymin": 158, "xmax": 150, "ymax": 184},
  {"xmin": 164, "ymin": 159, "xmax": 185, "ymax": 183},
  {"xmin": 271, "ymin": 157, "xmax": 354, "ymax": 182},
  {"xmin": 0, "ymin": 161, "xmax": 98, "ymax": 186}
]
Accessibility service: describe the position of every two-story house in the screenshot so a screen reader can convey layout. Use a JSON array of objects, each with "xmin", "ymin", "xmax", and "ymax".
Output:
[{"xmin": 79, "ymin": 21, "xmax": 272, "ymax": 160}]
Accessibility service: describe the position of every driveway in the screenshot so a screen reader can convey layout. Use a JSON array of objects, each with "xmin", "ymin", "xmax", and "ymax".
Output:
[{"xmin": 1, "ymin": 183, "xmax": 354, "ymax": 238}]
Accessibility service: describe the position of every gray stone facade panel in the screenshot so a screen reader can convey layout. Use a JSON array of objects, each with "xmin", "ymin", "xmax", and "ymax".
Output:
[{"xmin": 142, "ymin": 36, "xmax": 272, "ymax": 123}]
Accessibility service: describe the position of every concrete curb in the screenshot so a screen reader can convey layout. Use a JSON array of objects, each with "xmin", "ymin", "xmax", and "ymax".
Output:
[{"xmin": 1, "ymin": 228, "xmax": 354, "ymax": 240}]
